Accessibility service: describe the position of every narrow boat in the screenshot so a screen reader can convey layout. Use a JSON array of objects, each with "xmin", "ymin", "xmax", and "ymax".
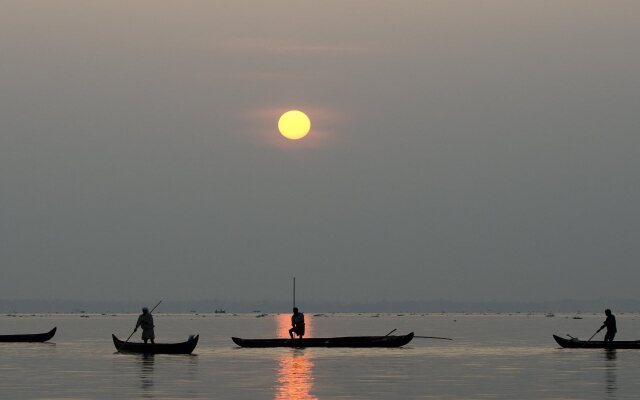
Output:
[
  {"xmin": 232, "ymin": 332, "xmax": 414, "ymax": 348},
  {"xmin": 112, "ymin": 334, "xmax": 199, "ymax": 354},
  {"xmin": 0, "ymin": 327, "xmax": 57, "ymax": 343},
  {"xmin": 553, "ymin": 334, "xmax": 640, "ymax": 349}
]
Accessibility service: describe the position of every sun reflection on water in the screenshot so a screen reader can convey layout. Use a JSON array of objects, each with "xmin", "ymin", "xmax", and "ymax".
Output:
[{"xmin": 275, "ymin": 314, "xmax": 317, "ymax": 400}]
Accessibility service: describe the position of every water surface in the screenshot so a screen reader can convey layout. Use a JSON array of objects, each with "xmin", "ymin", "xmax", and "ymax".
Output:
[{"xmin": 1, "ymin": 313, "xmax": 639, "ymax": 399}]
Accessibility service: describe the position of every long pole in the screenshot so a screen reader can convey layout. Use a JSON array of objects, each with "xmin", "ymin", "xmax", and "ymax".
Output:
[
  {"xmin": 124, "ymin": 300, "xmax": 163, "ymax": 343},
  {"xmin": 587, "ymin": 329, "xmax": 601, "ymax": 342},
  {"xmin": 414, "ymin": 336, "xmax": 453, "ymax": 340},
  {"xmin": 293, "ymin": 277, "xmax": 296, "ymax": 309}
]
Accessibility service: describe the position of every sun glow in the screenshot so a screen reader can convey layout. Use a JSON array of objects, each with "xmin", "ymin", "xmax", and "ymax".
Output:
[
  {"xmin": 275, "ymin": 314, "xmax": 316, "ymax": 400},
  {"xmin": 278, "ymin": 110, "xmax": 311, "ymax": 140},
  {"xmin": 275, "ymin": 352, "xmax": 317, "ymax": 400}
]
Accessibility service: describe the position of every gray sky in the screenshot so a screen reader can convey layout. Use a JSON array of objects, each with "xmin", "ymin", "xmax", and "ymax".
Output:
[{"xmin": 1, "ymin": 1, "xmax": 639, "ymax": 305}]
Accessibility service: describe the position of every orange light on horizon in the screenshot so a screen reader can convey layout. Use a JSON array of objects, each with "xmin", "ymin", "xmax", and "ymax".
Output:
[{"xmin": 276, "ymin": 313, "xmax": 313, "ymax": 338}]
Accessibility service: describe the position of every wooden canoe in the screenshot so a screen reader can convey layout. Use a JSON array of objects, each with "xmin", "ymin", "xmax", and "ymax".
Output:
[
  {"xmin": 112, "ymin": 334, "xmax": 199, "ymax": 354},
  {"xmin": 553, "ymin": 334, "xmax": 640, "ymax": 349},
  {"xmin": 0, "ymin": 327, "xmax": 57, "ymax": 343},
  {"xmin": 232, "ymin": 332, "xmax": 414, "ymax": 348}
]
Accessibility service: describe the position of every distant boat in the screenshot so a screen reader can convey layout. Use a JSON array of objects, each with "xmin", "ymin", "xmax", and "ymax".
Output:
[
  {"xmin": 112, "ymin": 334, "xmax": 199, "ymax": 354},
  {"xmin": 0, "ymin": 327, "xmax": 56, "ymax": 342},
  {"xmin": 545, "ymin": 313, "xmax": 555, "ymax": 317},
  {"xmin": 214, "ymin": 309, "xmax": 226, "ymax": 314},
  {"xmin": 232, "ymin": 332, "xmax": 414, "ymax": 348},
  {"xmin": 553, "ymin": 335, "xmax": 640, "ymax": 349}
]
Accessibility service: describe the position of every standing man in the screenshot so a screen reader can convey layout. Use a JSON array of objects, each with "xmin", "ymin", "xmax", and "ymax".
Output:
[
  {"xmin": 135, "ymin": 307, "xmax": 155, "ymax": 344},
  {"xmin": 598, "ymin": 309, "xmax": 617, "ymax": 342},
  {"xmin": 289, "ymin": 307, "xmax": 305, "ymax": 340}
]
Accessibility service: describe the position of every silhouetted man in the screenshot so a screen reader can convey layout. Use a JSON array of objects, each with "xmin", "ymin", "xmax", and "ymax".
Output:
[
  {"xmin": 289, "ymin": 307, "xmax": 305, "ymax": 339},
  {"xmin": 598, "ymin": 309, "xmax": 617, "ymax": 342},
  {"xmin": 134, "ymin": 307, "xmax": 155, "ymax": 344}
]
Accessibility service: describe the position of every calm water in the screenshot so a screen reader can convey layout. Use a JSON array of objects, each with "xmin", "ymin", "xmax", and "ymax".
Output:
[{"xmin": 1, "ymin": 313, "xmax": 640, "ymax": 399}]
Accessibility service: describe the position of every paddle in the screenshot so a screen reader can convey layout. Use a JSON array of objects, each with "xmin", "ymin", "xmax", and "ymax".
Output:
[
  {"xmin": 587, "ymin": 328, "xmax": 601, "ymax": 342},
  {"xmin": 414, "ymin": 336, "xmax": 453, "ymax": 341},
  {"xmin": 385, "ymin": 329, "xmax": 397, "ymax": 336},
  {"xmin": 124, "ymin": 300, "xmax": 163, "ymax": 343}
]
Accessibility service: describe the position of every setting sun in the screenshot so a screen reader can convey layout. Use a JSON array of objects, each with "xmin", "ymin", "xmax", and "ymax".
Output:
[{"xmin": 278, "ymin": 110, "xmax": 311, "ymax": 140}]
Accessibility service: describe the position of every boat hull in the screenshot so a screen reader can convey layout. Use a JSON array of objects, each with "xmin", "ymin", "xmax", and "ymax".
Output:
[
  {"xmin": 112, "ymin": 334, "xmax": 199, "ymax": 354},
  {"xmin": 232, "ymin": 332, "xmax": 414, "ymax": 348},
  {"xmin": 553, "ymin": 335, "xmax": 640, "ymax": 349},
  {"xmin": 0, "ymin": 327, "xmax": 57, "ymax": 343}
]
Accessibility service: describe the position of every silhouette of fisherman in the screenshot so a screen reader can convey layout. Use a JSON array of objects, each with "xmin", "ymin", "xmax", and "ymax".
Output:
[
  {"xmin": 134, "ymin": 307, "xmax": 155, "ymax": 344},
  {"xmin": 597, "ymin": 309, "xmax": 617, "ymax": 342},
  {"xmin": 289, "ymin": 307, "xmax": 305, "ymax": 340}
]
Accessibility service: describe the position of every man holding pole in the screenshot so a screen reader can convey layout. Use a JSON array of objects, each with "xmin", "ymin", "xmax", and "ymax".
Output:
[
  {"xmin": 289, "ymin": 307, "xmax": 305, "ymax": 340},
  {"xmin": 598, "ymin": 309, "xmax": 617, "ymax": 342},
  {"xmin": 134, "ymin": 307, "xmax": 155, "ymax": 344}
]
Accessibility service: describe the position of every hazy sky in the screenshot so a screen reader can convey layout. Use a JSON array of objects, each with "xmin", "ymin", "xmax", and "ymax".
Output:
[{"xmin": 1, "ymin": 1, "xmax": 638, "ymax": 304}]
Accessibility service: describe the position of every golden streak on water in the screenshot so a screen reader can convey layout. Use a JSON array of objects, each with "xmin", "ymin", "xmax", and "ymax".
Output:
[{"xmin": 275, "ymin": 314, "xmax": 317, "ymax": 400}]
